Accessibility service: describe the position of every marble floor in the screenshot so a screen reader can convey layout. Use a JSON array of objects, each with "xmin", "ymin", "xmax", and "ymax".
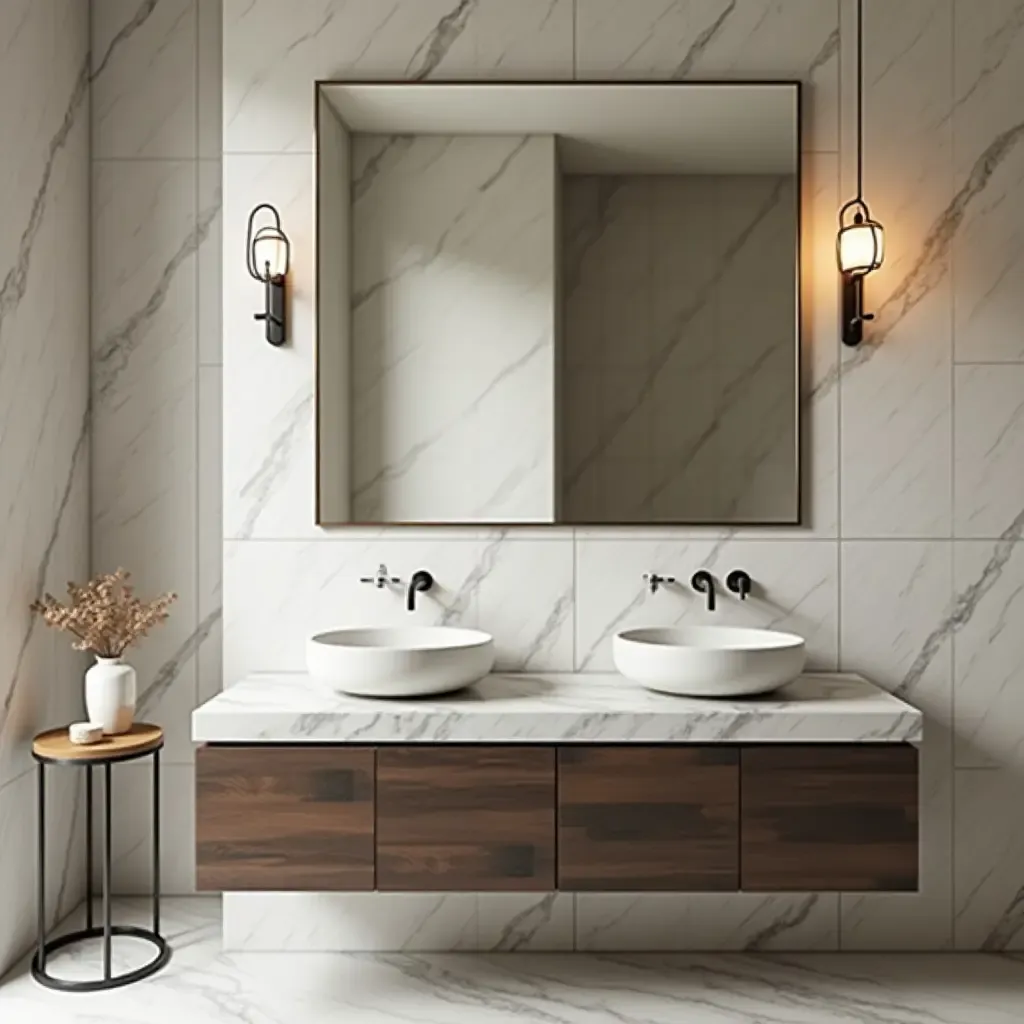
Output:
[{"xmin": 1, "ymin": 898, "xmax": 1023, "ymax": 1023}]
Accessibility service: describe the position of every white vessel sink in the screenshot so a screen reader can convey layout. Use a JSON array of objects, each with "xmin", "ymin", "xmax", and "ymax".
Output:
[
  {"xmin": 307, "ymin": 626, "xmax": 495, "ymax": 698},
  {"xmin": 613, "ymin": 625, "xmax": 806, "ymax": 698}
]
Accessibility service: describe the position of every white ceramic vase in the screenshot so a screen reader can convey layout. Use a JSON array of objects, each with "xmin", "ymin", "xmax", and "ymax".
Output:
[{"xmin": 85, "ymin": 656, "xmax": 137, "ymax": 735}]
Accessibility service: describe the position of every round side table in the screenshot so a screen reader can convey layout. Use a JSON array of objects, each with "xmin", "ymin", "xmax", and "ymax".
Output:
[{"xmin": 31, "ymin": 723, "xmax": 170, "ymax": 992}]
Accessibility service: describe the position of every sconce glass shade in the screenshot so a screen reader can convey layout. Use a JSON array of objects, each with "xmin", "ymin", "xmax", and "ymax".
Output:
[
  {"xmin": 251, "ymin": 231, "xmax": 289, "ymax": 280},
  {"xmin": 837, "ymin": 199, "xmax": 884, "ymax": 275},
  {"xmin": 246, "ymin": 204, "xmax": 290, "ymax": 281}
]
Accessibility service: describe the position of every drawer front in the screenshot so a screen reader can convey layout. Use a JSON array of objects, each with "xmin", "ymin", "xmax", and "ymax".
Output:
[
  {"xmin": 740, "ymin": 745, "xmax": 919, "ymax": 891},
  {"xmin": 376, "ymin": 747, "xmax": 556, "ymax": 891},
  {"xmin": 195, "ymin": 746, "xmax": 375, "ymax": 891},
  {"xmin": 558, "ymin": 746, "xmax": 740, "ymax": 891}
]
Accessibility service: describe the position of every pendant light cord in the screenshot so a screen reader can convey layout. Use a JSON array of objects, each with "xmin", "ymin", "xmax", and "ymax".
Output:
[{"xmin": 856, "ymin": 0, "xmax": 864, "ymax": 202}]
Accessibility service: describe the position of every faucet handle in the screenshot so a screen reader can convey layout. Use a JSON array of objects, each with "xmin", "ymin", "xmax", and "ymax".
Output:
[
  {"xmin": 642, "ymin": 572, "xmax": 676, "ymax": 595},
  {"xmin": 360, "ymin": 563, "xmax": 400, "ymax": 589}
]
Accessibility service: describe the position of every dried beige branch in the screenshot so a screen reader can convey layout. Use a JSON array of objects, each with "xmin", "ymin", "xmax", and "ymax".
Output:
[{"xmin": 31, "ymin": 568, "xmax": 177, "ymax": 658}]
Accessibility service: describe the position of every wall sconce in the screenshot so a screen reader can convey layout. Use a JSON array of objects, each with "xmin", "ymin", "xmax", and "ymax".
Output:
[
  {"xmin": 837, "ymin": 0, "xmax": 885, "ymax": 346},
  {"xmin": 246, "ymin": 203, "xmax": 290, "ymax": 346}
]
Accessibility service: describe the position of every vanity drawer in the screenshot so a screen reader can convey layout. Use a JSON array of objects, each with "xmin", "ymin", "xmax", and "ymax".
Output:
[
  {"xmin": 195, "ymin": 745, "xmax": 375, "ymax": 891},
  {"xmin": 376, "ymin": 747, "xmax": 556, "ymax": 891},
  {"xmin": 740, "ymin": 745, "xmax": 918, "ymax": 891},
  {"xmin": 558, "ymin": 746, "xmax": 740, "ymax": 891}
]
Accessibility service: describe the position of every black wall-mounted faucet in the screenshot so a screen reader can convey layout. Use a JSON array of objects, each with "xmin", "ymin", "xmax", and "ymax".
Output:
[
  {"xmin": 407, "ymin": 570, "xmax": 434, "ymax": 611},
  {"xmin": 726, "ymin": 570, "xmax": 752, "ymax": 600},
  {"xmin": 690, "ymin": 570, "xmax": 716, "ymax": 612}
]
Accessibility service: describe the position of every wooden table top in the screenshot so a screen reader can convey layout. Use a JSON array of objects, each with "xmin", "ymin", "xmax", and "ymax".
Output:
[{"xmin": 32, "ymin": 723, "xmax": 163, "ymax": 763}]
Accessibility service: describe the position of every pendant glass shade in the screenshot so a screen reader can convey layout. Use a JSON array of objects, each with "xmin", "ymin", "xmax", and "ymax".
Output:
[{"xmin": 837, "ymin": 200, "xmax": 884, "ymax": 276}]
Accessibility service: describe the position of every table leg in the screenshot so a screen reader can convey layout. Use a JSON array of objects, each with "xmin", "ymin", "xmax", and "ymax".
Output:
[
  {"xmin": 103, "ymin": 762, "xmax": 112, "ymax": 981},
  {"xmin": 86, "ymin": 765, "xmax": 93, "ymax": 930},
  {"xmin": 153, "ymin": 749, "xmax": 160, "ymax": 935},
  {"xmin": 37, "ymin": 763, "xmax": 45, "ymax": 974}
]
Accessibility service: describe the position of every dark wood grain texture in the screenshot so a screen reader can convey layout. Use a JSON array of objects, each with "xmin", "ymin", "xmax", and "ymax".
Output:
[
  {"xmin": 195, "ymin": 745, "xmax": 375, "ymax": 891},
  {"xmin": 376, "ymin": 747, "xmax": 555, "ymax": 891},
  {"xmin": 741, "ymin": 745, "xmax": 919, "ymax": 891},
  {"xmin": 558, "ymin": 746, "xmax": 740, "ymax": 891}
]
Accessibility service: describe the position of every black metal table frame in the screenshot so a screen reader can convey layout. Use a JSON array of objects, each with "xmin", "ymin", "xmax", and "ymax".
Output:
[{"xmin": 32, "ymin": 739, "xmax": 170, "ymax": 992}]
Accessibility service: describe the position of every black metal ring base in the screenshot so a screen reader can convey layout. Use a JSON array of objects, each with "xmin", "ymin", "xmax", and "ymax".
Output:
[{"xmin": 30, "ymin": 925, "xmax": 170, "ymax": 992}]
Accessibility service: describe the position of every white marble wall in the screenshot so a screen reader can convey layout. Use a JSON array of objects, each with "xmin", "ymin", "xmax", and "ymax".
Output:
[
  {"xmin": 83, "ymin": 0, "xmax": 1024, "ymax": 952},
  {"xmin": 0, "ymin": 0, "xmax": 90, "ymax": 977},
  {"xmin": 349, "ymin": 133, "xmax": 558, "ymax": 523},
  {"xmin": 562, "ymin": 174, "xmax": 798, "ymax": 523},
  {"xmin": 89, "ymin": 0, "xmax": 222, "ymax": 899}
]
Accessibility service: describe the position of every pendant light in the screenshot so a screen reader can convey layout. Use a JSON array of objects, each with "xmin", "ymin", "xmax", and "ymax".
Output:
[{"xmin": 837, "ymin": 0, "xmax": 885, "ymax": 346}]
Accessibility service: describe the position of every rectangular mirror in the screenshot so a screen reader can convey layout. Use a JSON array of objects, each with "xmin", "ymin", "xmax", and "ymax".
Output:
[{"xmin": 316, "ymin": 82, "xmax": 800, "ymax": 526}]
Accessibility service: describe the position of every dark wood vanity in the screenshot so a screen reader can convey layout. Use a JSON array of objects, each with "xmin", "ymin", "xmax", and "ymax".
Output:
[{"xmin": 195, "ymin": 742, "xmax": 918, "ymax": 894}]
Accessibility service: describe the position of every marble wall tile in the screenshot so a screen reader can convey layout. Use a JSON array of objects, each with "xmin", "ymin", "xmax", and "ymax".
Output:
[
  {"xmin": 574, "ymin": 539, "xmax": 838, "ymax": 671},
  {"xmin": 350, "ymin": 135, "xmax": 558, "ymax": 523},
  {"xmin": 197, "ymin": 0, "xmax": 223, "ymax": 160},
  {"xmin": 223, "ymin": 892, "xmax": 477, "ymax": 951},
  {"xmin": 91, "ymin": 160, "xmax": 198, "ymax": 764},
  {"xmin": 561, "ymin": 174, "xmax": 798, "ymax": 525},
  {"xmin": 475, "ymin": 541, "xmax": 574, "ymax": 672},
  {"xmin": 0, "ymin": 768, "xmax": 86, "ymax": 975},
  {"xmin": 575, "ymin": 893, "xmax": 839, "ymax": 952},
  {"xmin": 224, "ymin": 537, "xmax": 575, "ymax": 683},
  {"xmin": 953, "ymin": 541, "xmax": 1024, "ymax": 769},
  {"xmin": 954, "ymin": 768, "xmax": 1024, "ymax": 950},
  {"xmin": 197, "ymin": 161, "xmax": 222, "ymax": 366},
  {"xmin": 222, "ymin": 154, "xmax": 319, "ymax": 540},
  {"xmin": 225, "ymin": 892, "xmax": 574, "ymax": 952},
  {"xmin": 96, "ymin": 763, "xmax": 196, "ymax": 896},
  {"xmin": 839, "ymin": 0, "xmax": 953, "ymax": 538},
  {"xmin": 92, "ymin": 0, "xmax": 197, "ymax": 159},
  {"xmin": 0, "ymin": 125, "xmax": 91, "ymax": 788},
  {"xmin": 570, "ymin": 151, "xmax": 840, "ymax": 542},
  {"xmin": 0, "ymin": 0, "xmax": 90, "ymax": 974},
  {"xmin": 954, "ymin": 367, "xmax": 1024, "ymax": 539},
  {"xmin": 838, "ymin": 541, "xmax": 953, "ymax": 948},
  {"xmin": 574, "ymin": 0, "xmax": 839, "ymax": 150},
  {"xmin": 198, "ymin": 367, "xmax": 223, "ymax": 705},
  {"xmin": 478, "ymin": 894, "xmax": 575, "ymax": 952},
  {"xmin": 223, "ymin": 0, "xmax": 574, "ymax": 154},
  {"xmin": 789, "ymin": 151, "xmax": 839, "ymax": 537},
  {"xmin": 952, "ymin": 0, "xmax": 1024, "ymax": 362}
]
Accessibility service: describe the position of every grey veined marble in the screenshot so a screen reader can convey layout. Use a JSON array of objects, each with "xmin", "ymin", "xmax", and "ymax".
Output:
[
  {"xmin": 3, "ymin": 898, "xmax": 1024, "ymax": 1023},
  {"xmin": 192, "ymin": 672, "xmax": 921, "ymax": 745}
]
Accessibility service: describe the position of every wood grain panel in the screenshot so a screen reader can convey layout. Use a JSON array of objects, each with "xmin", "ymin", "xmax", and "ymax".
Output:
[
  {"xmin": 558, "ymin": 746, "xmax": 739, "ymax": 891},
  {"xmin": 376, "ymin": 747, "xmax": 555, "ymax": 891},
  {"xmin": 196, "ymin": 745, "xmax": 374, "ymax": 891},
  {"xmin": 741, "ymin": 745, "xmax": 918, "ymax": 891}
]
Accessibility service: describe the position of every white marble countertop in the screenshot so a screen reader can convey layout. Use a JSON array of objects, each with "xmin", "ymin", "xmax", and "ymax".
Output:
[{"xmin": 191, "ymin": 672, "xmax": 922, "ymax": 745}]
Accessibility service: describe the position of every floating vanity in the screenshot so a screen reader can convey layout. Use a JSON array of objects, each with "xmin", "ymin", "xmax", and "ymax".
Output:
[{"xmin": 192, "ymin": 673, "xmax": 921, "ymax": 896}]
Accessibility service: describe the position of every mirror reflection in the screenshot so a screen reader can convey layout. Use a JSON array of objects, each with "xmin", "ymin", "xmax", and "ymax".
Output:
[{"xmin": 316, "ymin": 83, "xmax": 800, "ymax": 526}]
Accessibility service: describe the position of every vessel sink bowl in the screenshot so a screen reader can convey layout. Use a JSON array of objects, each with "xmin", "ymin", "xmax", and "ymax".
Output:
[
  {"xmin": 613, "ymin": 625, "xmax": 806, "ymax": 698},
  {"xmin": 307, "ymin": 626, "xmax": 495, "ymax": 698}
]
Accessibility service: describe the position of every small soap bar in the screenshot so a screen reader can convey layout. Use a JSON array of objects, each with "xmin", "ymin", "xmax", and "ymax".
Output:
[{"xmin": 69, "ymin": 722, "xmax": 104, "ymax": 745}]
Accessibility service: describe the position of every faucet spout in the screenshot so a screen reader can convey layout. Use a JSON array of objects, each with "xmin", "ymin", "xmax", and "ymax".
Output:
[
  {"xmin": 690, "ymin": 570, "xmax": 716, "ymax": 612},
  {"xmin": 407, "ymin": 570, "xmax": 434, "ymax": 612},
  {"xmin": 726, "ymin": 570, "xmax": 752, "ymax": 601}
]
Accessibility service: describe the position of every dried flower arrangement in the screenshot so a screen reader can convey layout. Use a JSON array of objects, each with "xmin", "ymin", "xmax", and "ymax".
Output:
[{"xmin": 31, "ymin": 568, "xmax": 176, "ymax": 659}]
